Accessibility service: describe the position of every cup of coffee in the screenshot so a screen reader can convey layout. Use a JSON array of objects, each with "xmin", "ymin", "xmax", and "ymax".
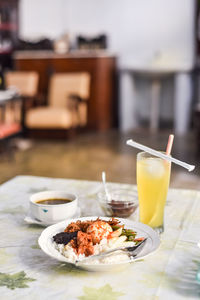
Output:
[{"xmin": 30, "ymin": 190, "xmax": 78, "ymax": 223}]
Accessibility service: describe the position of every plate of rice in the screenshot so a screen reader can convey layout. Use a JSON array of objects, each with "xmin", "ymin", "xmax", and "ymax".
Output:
[{"xmin": 38, "ymin": 216, "xmax": 160, "ymax": 271}]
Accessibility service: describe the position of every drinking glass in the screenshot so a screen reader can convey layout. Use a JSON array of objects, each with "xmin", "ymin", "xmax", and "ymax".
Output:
[{"xmin": 136, "ymin": 151, "xmax": 171, "ymax": 233}]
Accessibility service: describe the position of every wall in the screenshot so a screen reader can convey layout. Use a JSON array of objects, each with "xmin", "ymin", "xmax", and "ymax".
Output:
[
  {"xmin": 19, "ymin": 0, "xmax": 65, "ymax": 39},
  {"xmin": 19, "ymin": 0, "xmax": 196, "ymax": 123},
  {"xmin": 20, "ymin": 0, "xmax": 195, "ymax": 70}
]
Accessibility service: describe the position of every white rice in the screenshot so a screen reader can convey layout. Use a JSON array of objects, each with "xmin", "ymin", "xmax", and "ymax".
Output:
[{"xmin": 54, "ymin": 237, "xmax": 135, "ymax": 265}]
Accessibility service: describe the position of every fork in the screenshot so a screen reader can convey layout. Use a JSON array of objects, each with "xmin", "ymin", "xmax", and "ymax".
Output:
[{"xmin": 76, "ymin": 238, "xmax": 147, "ymax": 264}]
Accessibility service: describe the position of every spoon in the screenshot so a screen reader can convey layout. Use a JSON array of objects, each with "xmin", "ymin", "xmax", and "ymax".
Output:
[
  {"xmin": 102, "ymin": 171, "xmax": 111, "ymax": 201},
  {"xmin": 76, "ymin": 238, "xmax": 147, "ymax": 264}
]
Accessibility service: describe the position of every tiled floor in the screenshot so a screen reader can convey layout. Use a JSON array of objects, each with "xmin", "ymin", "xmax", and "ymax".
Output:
[{"xmin": 0, "ymin": 129, "xmax": 199, "ymax": 190}]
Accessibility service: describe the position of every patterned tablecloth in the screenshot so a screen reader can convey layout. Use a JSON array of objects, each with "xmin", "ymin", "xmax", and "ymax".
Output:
[{"xmin": 0, "ymin": 175, "xmax": 200, "ymax": 300}]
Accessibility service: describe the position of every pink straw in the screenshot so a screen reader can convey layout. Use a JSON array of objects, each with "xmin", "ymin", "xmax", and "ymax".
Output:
[
  {"xmin": 166, "ymin": 134, "xmax": 174, "ymax": 155},
  {"xmin": 126, "ymin": 139, "xmax": 195, "ymax": 171}
]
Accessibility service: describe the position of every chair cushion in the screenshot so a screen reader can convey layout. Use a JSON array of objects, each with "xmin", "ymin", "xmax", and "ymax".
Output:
[
  {"xmin": 0, "ymin": 123, "xmax": 21, "ymax": 139},
  {"xmin": 25, "ymin": 107, "xmax": 78, "ymax": 129}
]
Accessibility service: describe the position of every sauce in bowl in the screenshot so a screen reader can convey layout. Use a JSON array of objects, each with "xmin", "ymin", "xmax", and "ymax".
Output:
[
  {"xmin": 36, "ymin": 198, "xmax": 72, "ymax": 205},
  {"xmin": 108, "ymin": 199, "xmax": 137, "ymax": 217},
  {"xmin": 30, "ymin": 191, "xmax": 78, "ymax": 223}
]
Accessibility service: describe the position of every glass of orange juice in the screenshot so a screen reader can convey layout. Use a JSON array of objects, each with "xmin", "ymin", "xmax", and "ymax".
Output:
[{"xmin": 137, "ymin": 151, "xmax": 171, "ymax": 233}]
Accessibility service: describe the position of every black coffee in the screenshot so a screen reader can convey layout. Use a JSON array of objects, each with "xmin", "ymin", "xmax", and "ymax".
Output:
[{"xmin": 36, "ymin": 198, "xmax": 72, "ymax": 205}]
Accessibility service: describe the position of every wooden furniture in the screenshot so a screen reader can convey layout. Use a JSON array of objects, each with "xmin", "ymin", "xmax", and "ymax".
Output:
[
  {"xmin": 5, "ymin": 71, "xmax": 39, "ymax": 130},
  {"xmin": 5, "ymin": 71, "xmax": 39, "ymax": 97},
  {"xmin": 25, "ymin": 72, "xmax": 90, "ymax": 130},
  {"xmin": 14, "ymin": 51, "xmax": 117, "ymax": 131},
  {"xmin": 0, "ymin": 93, "xmax": 22, "ymax": 143}
]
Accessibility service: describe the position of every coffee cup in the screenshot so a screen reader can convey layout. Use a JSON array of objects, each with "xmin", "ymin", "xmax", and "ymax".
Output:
[{"xmin": 30, "ymin": 190, "xmax": 78, "ymax": 223}]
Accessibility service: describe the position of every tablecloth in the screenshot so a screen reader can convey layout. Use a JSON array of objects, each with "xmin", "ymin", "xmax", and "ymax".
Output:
[{"xmin": 0, "ymin": 175, "xmax": 200, "ymax": 300}]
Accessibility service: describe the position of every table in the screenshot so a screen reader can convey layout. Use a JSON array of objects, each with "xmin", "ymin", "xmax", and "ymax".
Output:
[
  {"xmin": 119, "ymin": 68, "xmax": 193, "ymax": 135},
  {"xmin": 0, "ymin": 175, "xmax": 200, "ymax": 299}
]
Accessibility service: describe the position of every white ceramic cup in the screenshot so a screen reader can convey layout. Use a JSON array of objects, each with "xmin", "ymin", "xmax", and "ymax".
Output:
[{"xmin": 30, "ymin": 190, "xmax": 78, "ymax": 223}]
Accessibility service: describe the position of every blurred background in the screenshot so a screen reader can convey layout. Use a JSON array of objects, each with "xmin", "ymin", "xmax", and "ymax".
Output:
[{"xmin": 0, "ymin": 0, "xmax": 199, "ymax": 189}]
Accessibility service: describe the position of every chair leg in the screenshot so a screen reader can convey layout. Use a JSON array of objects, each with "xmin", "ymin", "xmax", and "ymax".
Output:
[{"xmin": 0, "ymin": 139, "xmax": 15, "ymax": 161}]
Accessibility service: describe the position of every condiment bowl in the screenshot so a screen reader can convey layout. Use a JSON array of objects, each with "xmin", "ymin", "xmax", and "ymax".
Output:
[
  {"xmin": 30, "ymin": 190, "xmax": 78, "ymax": 223},
  {"xmin": 97, "ymin": 188, "xmax": 138, "ymax": 218}
]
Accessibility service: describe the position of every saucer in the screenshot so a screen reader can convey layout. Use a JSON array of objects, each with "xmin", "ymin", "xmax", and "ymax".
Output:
[{"xmin": 24, "ymin": 206, "xmax": 81, "ymax": 227}]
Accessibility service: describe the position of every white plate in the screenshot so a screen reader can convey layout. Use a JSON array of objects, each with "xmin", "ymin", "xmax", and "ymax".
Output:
[
  {"xmin": 38, "ymin": 216, "xmax": 160, "ymax": 271},
  {"xmin": 24, "ymin": 207, "xmax": 81, "ymax": 226}
]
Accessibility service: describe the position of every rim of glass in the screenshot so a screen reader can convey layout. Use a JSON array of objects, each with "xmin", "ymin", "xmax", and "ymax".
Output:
[
  {"xmin": 97, "ymin": 189, "xmax": 138, "ymax": 195},
  {"xmin": 97, "ymin": 189, "xmax": 138, "ymax": 204},
  {"xmin": 137, "ymin": 151, "xmax": 171, "ymax": 159}
]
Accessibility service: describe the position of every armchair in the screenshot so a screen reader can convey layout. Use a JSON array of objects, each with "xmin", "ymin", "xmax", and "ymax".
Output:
[{"xmin": 25, "ymin": 72, "xmax": 90, "ymax": 133}]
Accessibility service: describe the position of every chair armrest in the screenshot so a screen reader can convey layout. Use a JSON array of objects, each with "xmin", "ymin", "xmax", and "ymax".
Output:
[
  {"xmin": 68, "ymin": 94, "xmax": 88, "ymax": 103},
  {"xmin": 36, "ymin": 93, "xmax": 47, "ymax": 106},
  {"xmin": 67, "ymin": 94, "xmax": 88, "ymax": 111},
  {"xmin": 23, "ymin": 97, "xmax": 35, "ymax": 110},
  {"xmin": 23, "ymin": 94, "xmax": 47, "ymax": 111}
]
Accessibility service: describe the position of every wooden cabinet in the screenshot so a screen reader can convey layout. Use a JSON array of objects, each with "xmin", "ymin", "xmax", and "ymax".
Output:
[{"xmin": 14, "ymin": 51, "xmax": 117, "ymax": 131}]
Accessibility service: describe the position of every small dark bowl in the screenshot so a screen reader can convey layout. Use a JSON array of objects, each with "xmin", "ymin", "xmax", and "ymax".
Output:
[{"xmin": 97, "ymin": 189, "xmax": 138, "ymax": 218}]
